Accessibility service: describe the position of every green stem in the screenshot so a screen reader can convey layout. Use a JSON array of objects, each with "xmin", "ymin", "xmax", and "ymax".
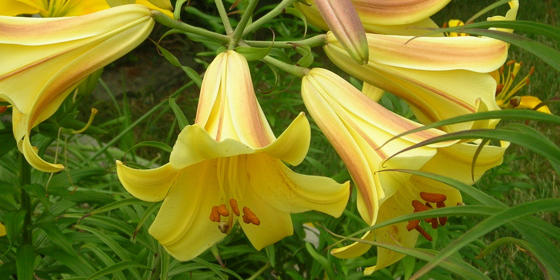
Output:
[
  {"xmin": 228, "ymin": 0, "xmax": 260, "ymax": 49},
  {"xmin": 244, "ymin": 34, "xmax": 328, "ymax": 48},
  {"xmin": 246, "ymin": 263, "xmax": 271, "ymax": 280},
  {"xmin": 261, "ymin": 55, "xmax": 309, "ymax": 78},
  {"xmin": 151, "ymin": 10, "xmax": 230, "ymax": 44},
  {"xmin": 243, "ymin": 0, "xmax": 298, "ymax": 36},
  {"xmin": 19, "ymin": 154, "xmax": 32, "ymax": 246},
  {"xmin": 214, "ymin": 0, "xmax": 233, "ymax": 35}
]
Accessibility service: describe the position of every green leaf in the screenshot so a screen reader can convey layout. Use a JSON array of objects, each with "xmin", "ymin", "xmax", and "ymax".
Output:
[
  {"xmin": 87, "ymin": 197, "xmax": 152, "ymax": 216},
  {"xmin": 4, "ymin": 210, "xmax": 27, "ymax": 245},
  {"xmin": 0, "ymin": 128, "xmax": 17, "ymax": 157},
  {"xmin": 16, "ymin": 244, "xmax": 34, "ymax": 280},
  {"xmin": 86, "ymin": 261, "xmax": 148, "ymax": 280},
  {"xmin": 284, "ymin": 7, "xmax": 308, "ymax": 38},
  {"xmin": 305, "ymin": 242, "xmax": 336, "ymax": 280},
  {"xmin": 39, "ymin": 224, "xmax": 77, "ymax": 257},
  {"xmin": 295, "ymin": 44, "xmax": 314, "ymax": 68},
  {"xmin": 169, "ymin": 97, "xmax": 189, "ymax": 130},
  {"xmin": 81, "ymin": 244, "xmax": 127, "ymax": 280},
  {"xmin": 133, "ymin": 201, "xmax": 162, "ymax": 239},
  {"xmin": 411, "ymin": 199, "xmax": 560, "ymax": 279}
]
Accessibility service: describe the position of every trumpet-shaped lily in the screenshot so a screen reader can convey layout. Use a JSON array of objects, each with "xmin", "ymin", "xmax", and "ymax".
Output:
[
  {"xmin": 302, "ymin": 68, "xmax": 507, "ymax": 274},
  {"xmin": 1, "ymin": 0, "xmax": 173, "ymax": 17},
  {"xmin": 324, "ymin": 31, "xmax": 508, "ymax": 132},
  {"xmin": 116, "ymin": 51, "xmax": 350, "ymax": 261},
  {"xmin": 295, "ymin": 0, "xmax": 450, "ymax": 36},
  {"xmin": 0, "ymin": 4, "xmax": 155, "ymax": 172}
]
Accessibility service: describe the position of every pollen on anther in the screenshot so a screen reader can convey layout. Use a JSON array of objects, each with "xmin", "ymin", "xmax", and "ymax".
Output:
[
  {"xmin": 218, "ymin": 204, "xmax": 229, "ymax": 216},
  {"xmin": 230, "ymin": 199, "xmax": 240, "ymax": 216},
  {"xmin": 420, "ymin": 192, "xmax": 447, "ymax": 203},
  {"xmin": 210, "ymin": 206, "xmax": 220, "ymax": 222}
]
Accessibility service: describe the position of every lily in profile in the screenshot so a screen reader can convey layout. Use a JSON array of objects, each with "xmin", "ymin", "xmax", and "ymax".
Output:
[
  {"xmin": 0, "ymin": 4, "xmax": 155, "ymax": 172},
  {"xmin": 323, "ymin": 1, "xmax": 518, "ymax": 133},
  {"xmin": 1, "ymin": 0, "xmax": 173, "ymax": 17},
  {"xmin": 302, "ymin": 68, "xmax": 507, "ymax": 274},
  {"xmin": 295, "ymin": 0, "xmax": 451, "ymax": 35},
  {"xmin": 117, "ymin": 51, "xmax": 350, "ymax": 261}
]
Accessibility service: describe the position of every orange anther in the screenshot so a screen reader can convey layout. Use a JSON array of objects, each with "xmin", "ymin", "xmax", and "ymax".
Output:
[
  {"xmin": 439, "ymin": 216, "xmax": 448, "ymax": 226},
  {"xmin": 529, "ymin": 66, "xmax": 535, "ymax": 76},
  {"xmin": 218, "ymin": 204, "xmax": 229, "ymax": 216},
  {"xmin": 0, "ymin": 106, "xmax": 7, "ymax": 114},
  {"xmin": 495, "ymin": 84, "xmax": 504, "ymax": 95},
  {"xmin": 420, "ymin": 192, "xmax": 447, "ymax": 203},
  {"xmin": 406, "ymin": 219, "xmax": 420, "ymax": 231},
  {"xmin": 230, "ymin": 199, "xmax": 240, "ymax": 216},
  {"xmin": 412, "ymin": 200, "xmax": 430, "ymax": 212},
  {"xmin": 436, "ymin": 201, "xmax": 446, "ymax": 209},
  {"xmin": 242, "ymin": 207, "xmax": 261, "ymax": 226},
  {"xmin": 431, "ymin": 217, "xmax": 439, "ymax": 229},
  {"xmin": 242, "ymin": 214, "xmax": 251, "ymax": 224},
  {"xmin": 210, "ymin": 206, "xmax": 220, "ymax": 222},
  {"xmin": 415, "ymin": 225, "xmax": 433, "ymax": 241},
  {"xmin": 506, "ymin": 60, "xmax": 516, "ymax": 66}
]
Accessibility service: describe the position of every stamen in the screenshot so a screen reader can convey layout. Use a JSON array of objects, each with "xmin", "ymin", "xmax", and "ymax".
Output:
[
  {"xmin": 436, "ymin": 201, "xmax": 447, "ymax": 226},
  {"xmin": 218, "ymin": 204, "xmax": 229, "ymax": 217},
  {"xmin": 415, "ymin": 225, "xmax": 433, "ymax": 241},
  {"xmin": 242, "ymin": 207, "xmax": 261, "ymax": 225},
  {"xmin": 230, "ymin": 199, "xmax": 240, "ymax": 216},
  {"xmin": 420, "ymin": 192, "xmax": 447, "ymax": 203},
  {"xmin": 431, "ymin": 217, "xmax": 439, "ymax": 229},
  {"xmin": 406, "ymin": 219, "xmax": 420, "ymax": 231},
  {"xmin": 209, "ymin": 206, "xmax": 220, "ymax": 222},
  {"xmin": 412, "ymin": 200, "xmax": 430, "ymax": 212},
  {"xmin": 0, "ymin": 106, "xmax": 7, "ymax": 114}
]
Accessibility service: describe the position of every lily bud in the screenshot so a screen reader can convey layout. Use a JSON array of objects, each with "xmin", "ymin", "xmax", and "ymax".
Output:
[{"xmin": 314, "ymin": 0, "xmax": 368, "ymax": 64}]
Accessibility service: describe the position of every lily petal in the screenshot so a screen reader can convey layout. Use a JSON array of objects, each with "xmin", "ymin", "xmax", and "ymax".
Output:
[
  {"xmin": 0, "ymin": 0, "xmax": 42, "ymax": 16},
  {"xmin": 148, "ymin": 162, "xmax": 225, "ymax": 261},
  {"xmin": 116, "ymin": 161, "xmax": 179, "ymax": 202}
]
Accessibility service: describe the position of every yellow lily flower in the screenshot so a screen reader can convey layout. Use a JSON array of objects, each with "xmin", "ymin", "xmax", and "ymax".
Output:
[
  {"xmin": 116, "ymin": 51, "xmax": 350, "ymax": 261},
  {"xmin": 302, "ymin": 68, "xmax": 508, "ymax": 274},
  {"xmin": 324, "ymin": 31, "xmax": 508, "ymax": 132},
  {"xmin": 1, "ymin": 0, "xmax": 173, "ymax": 17},
  {"xmin": 294, "ymin": 0, "xmax": 450, "ymax": 36},
  {"xmin": 0, "ymin": 4, "xmax": 155, "ymax": 172},
  {"xmin": 302, "ymin": 68, "xmax": 450, "ymax": 226}
]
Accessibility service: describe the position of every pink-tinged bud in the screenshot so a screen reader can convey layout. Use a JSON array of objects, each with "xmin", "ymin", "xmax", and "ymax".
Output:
[{"xmin": 315, "ymin": 0, "xmax": 368, "ymax": 64}]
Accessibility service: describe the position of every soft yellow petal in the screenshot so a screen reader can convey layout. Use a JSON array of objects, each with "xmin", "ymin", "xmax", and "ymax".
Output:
[
  {"xmin": 136, "ymin": 0, "xmax": 173, "ymax": 17},
  {"xmin": 0, "ymin": 5, "xmax": 154, "ymax": 171},
  {"xmin": 260, "ymin": 112, "xmax": 310, "ymax": 166},
  {"xmin": 348, "ymin": 33, "xmax": 508, "ymax": 73},
  {"xmin": 21, "ymin": 135, "xmax": 64, "ymax": 172},
  {"xmin": 0, "ymin": 0, "xmax": 42, "ymax": 16},
  {"xmin": 362, "ymin": 17, "xmax": 442, "ymax": 36},
  {"xmin": 352, "ymin": 0, "xmax": 450, "ymax": 26},
  {"xmin": 324, "ymin": 39, "xmax": 501, "ymax": 132},
  {"xmin": 515, "ymin": 96, "xmax": 552, "ymax": 114},
  {"xmin": 195, "ymin": 51, "xmax": 275, "ymax": 148},
  {"xmin": 0, "ymin": 222, "xmax": 5, "ymax": 237},
  {"xmin": 40, "ymin": 0, "xmax": 110, "ymax": 17},
  {"xmin": 361, "ymin": 82, "xmax": 384, "ymax": 102},
  {"xmin": 116, "ymin": 161, "xmax": 179, "ymax": 202},
  {"xmin": 418, "ymin": 141, "xmax": 509, "ymax": 185},
  {"xmin": 148, "ymin": 162, "xmax": 225, "ymax": 261},
  {"xmin": 235, "ymin": 153, "xmax": 349, "ymax": 249},
  {"xmin": 330, "ymin": 231, "xmax": 375, "ymax": 259}
]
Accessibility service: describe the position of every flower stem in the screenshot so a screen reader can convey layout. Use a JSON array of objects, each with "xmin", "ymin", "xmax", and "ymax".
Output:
[
  {"xmin": 214, "ymin": 0, "xmax": 233, "ymax": 35},
  {"xmin": 228, "ymin": 0, "xmax": 260, "ymax": 49},
  {"xmin": 261, "ymin": 55, "xmax": 309, "ymax": 78},
  {"xmin": 243, "ymin": 0, "xmax": 298, "ymax": 36},
  {"xmin": 19, "ymin": 154, "xmax": 32, "ymax": 245},
  {"xmin": 151, "ymin": 10, "xmax": 230, "ymax": 44},
  {"xmin": 244, "ymin": 34, "xmax": 328, "ymax": 48}
]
